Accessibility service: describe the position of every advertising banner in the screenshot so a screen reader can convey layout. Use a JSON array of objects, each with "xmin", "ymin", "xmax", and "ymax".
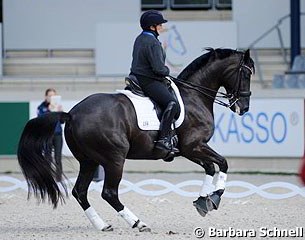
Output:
[
  {"xmin": 0, "ymin": 102, "xmax": 29, "ymax": 155},
  {"xmin": 209, "ymin": 98, "xmax": 304, "ymax": 157}
]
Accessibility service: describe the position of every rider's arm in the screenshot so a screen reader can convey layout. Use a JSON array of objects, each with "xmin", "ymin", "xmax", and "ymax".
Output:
[{"xmin": 146, "ymin": 43, "xmax": 170, "ymax": 77}]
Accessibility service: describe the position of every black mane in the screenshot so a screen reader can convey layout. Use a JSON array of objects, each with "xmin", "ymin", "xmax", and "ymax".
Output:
[{"xmin": 178, "ymin": 48, "xmax": 239, "ymax": 80}]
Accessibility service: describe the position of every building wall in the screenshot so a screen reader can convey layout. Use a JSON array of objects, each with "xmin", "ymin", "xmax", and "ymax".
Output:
[
  {"xmin": 3, "ymin": 0, "xmax": 140, "ymax": 49},
  {"xmin": 96, "ymin": 21, "xmax": 237, "ymax": 76},
  {"xmin": 233, "ymin": 0, "xmax": 305, "ymax": 48},
  {"xmin": 3, "ymin": 0, "xmax": 304, "ymax": 50}
]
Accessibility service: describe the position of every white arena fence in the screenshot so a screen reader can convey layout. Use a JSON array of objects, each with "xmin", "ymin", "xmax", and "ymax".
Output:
[{"xmin": 1, "ymin": 176, "xmax": 305, "ymax": 200}]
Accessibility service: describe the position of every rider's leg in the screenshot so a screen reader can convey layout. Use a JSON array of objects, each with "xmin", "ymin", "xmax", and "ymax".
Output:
[
  {"xmin": 155, "ymin": 100, "xmax": 178, "ymax": 151},
  {"xmin": 140, "ymin": 81, "xmax": 179, "ymax": 152}
]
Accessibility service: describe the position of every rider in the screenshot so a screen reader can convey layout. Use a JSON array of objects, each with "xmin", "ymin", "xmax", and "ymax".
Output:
[{"xmin": 130, "ymin": 10, "xmax": 179, "ymax": 156}]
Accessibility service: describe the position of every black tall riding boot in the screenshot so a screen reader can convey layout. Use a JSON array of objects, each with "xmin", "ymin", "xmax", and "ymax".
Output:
[{"xmin": 155, "ymin": 101, "xmax": 179, "ymax": 155}]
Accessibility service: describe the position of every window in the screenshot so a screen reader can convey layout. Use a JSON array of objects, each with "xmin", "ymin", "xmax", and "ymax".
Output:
[
  {"xmin": 215, "ymin": 0, "xmax": 232, "ymax": 10},
  {"xmin": 141, "ymin": 0, "xmax": 232, "ymax": 11},
  {"xmin": 141, "ymin": 0, "xmax": 167, "ymax": 10},
  {"xmin": 170, "ymin": 0, "xmax": 212, "ymax": 10}
]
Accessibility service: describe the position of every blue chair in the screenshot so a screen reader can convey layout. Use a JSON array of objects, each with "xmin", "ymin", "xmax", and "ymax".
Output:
[
  {"xmin": 272, "ymin": 74, "xmax": 285, "ymax": 88},
  {"xmin": 290, "ymin": 55, "xmax": 305, "ymax": 72},
  {"xmin": 285, "ymin": 55, "xmax": 305, "ymax": 88},
  {"xmin": 284, "ymin": 74, "xmax": 299, "ymax": 88},
  {"xmin": 298, "ymin": 74, "xmax": 305, "ymax": 88}
]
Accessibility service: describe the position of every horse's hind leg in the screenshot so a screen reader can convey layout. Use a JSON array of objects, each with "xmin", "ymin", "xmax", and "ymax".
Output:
[
  {"xmin": 72, "ymin": 160, "xmax": 112, "ymax": 231},
  {"xmin": 102, "ymin": 162, "xmax": 151, "ymax": 232},
  {"xmin": 65, "ymin": 128, "xmax": 112, "ymax": 231}
]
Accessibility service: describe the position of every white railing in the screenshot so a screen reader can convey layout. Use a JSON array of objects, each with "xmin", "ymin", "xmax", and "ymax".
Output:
[
  {"xmin": 1, "ymin": 176, "xmax": 305, "ymax": 200},
  {"xmin": 248, "ymin": 13, "xmax": 305, "ymax": 87}
]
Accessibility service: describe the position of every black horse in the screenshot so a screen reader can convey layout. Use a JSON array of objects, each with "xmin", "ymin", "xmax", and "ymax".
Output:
[{"xmin": 18, "ymin": 48, "xmax": 254, "ymax": 232}]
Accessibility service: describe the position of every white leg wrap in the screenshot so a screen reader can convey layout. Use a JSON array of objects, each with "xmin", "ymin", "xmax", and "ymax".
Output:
[
  {"xmin": 85, "ymin": 207, "xmax": 109, "ymax": 231},
  {"xmin": 215, "ymin": 172, "xmax": 227, "ymax": 190},
  {"xmin": 199, "ymin": 174, "xmax": 215, "ymax": 197},
  {"xmin": 119, "ymin": 207, "xmax": 146, "ymax": 228}
]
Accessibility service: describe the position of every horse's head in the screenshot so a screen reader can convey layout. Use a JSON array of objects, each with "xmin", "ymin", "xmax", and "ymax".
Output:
[
  {"xmin": 176, "ymin": 48, "xmax": 255, "ymax": 114},
  {"xmin": 222, "ymin": 49, "xmax": 255, "ymax": 116}
]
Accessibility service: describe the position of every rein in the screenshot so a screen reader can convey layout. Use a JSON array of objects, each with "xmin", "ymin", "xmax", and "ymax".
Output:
[
  {"xmin": 170, "ymin": 61, "xmax": 253, "ymax": 108},
  {"xmin": 170, "ymin": 76, "xmax": 235, "ymax": 107}
]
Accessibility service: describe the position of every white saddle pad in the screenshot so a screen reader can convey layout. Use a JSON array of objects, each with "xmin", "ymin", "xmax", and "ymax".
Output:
[{"xmin": 117, "ymin": 79, "xmax": 185, "ymax": 131}]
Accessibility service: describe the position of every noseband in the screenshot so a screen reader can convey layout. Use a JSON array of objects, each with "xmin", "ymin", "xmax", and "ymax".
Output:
[{"xmin": 171, "ymin": 54, "xmax": 253, "ymax": 108}]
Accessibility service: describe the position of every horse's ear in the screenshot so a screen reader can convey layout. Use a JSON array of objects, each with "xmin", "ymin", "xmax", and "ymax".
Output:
[{"xmin": 244, "ymin": 49, "xmax": 250, "ymax": 61}]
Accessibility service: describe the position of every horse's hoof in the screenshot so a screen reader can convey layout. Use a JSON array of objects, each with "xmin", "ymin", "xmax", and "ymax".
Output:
[
  {"xmin": 209, "ymin": 191, "xmax": 222, "ymax": 210},
  {"xmin": 139, "ymin": 226, "xmax": 151, "ymax": 232},
  {"xmin": 193, "ymin": 196, "xmax": 212, "ymax": 217},
  {"xmin": 163, "ymin": 155, "xmax": 175, "ymax": 162},
  {"xmin": 102, "ymin": 225, "xmax": 114, "ymax": 232}
]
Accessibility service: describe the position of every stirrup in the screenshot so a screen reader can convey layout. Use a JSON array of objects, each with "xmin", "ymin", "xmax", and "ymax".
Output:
[
  {"xmin": 155, "ymin": 137, "xmax": 179, "ymax": 161},
  {"xmin": 155, "ymin": 138, "xmax": 172, "ymax": 151}
]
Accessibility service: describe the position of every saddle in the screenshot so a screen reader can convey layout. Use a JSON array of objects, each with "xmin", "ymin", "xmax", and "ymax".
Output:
[
  {"xmin": 125, "ymin": 75, "xmax": 146, "ymax": 97},
  {"xmin": 125, "ymin": 75, "xmax": 180, "ymax": 120}
]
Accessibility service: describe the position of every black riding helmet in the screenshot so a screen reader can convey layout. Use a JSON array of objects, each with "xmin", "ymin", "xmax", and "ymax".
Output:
[{"xmin": 140, "ymin": 10, "xmax": 168, "ymax": 30}]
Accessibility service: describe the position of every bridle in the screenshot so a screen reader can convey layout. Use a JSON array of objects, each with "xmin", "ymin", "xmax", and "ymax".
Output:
[{"xmin": 170, "ymin": 55, "xmax": 253, "ymax": 108}]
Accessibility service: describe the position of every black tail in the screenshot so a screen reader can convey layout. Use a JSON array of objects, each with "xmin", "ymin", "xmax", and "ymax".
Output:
[{"xmin": 17, "ymin": 112, "xmax": 71, "ymax": 208}]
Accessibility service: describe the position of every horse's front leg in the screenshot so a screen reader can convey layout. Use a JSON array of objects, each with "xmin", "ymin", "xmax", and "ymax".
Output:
[{"xmin": 184, "ymin": 142, "xmax": 228, "ymax": 216}]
